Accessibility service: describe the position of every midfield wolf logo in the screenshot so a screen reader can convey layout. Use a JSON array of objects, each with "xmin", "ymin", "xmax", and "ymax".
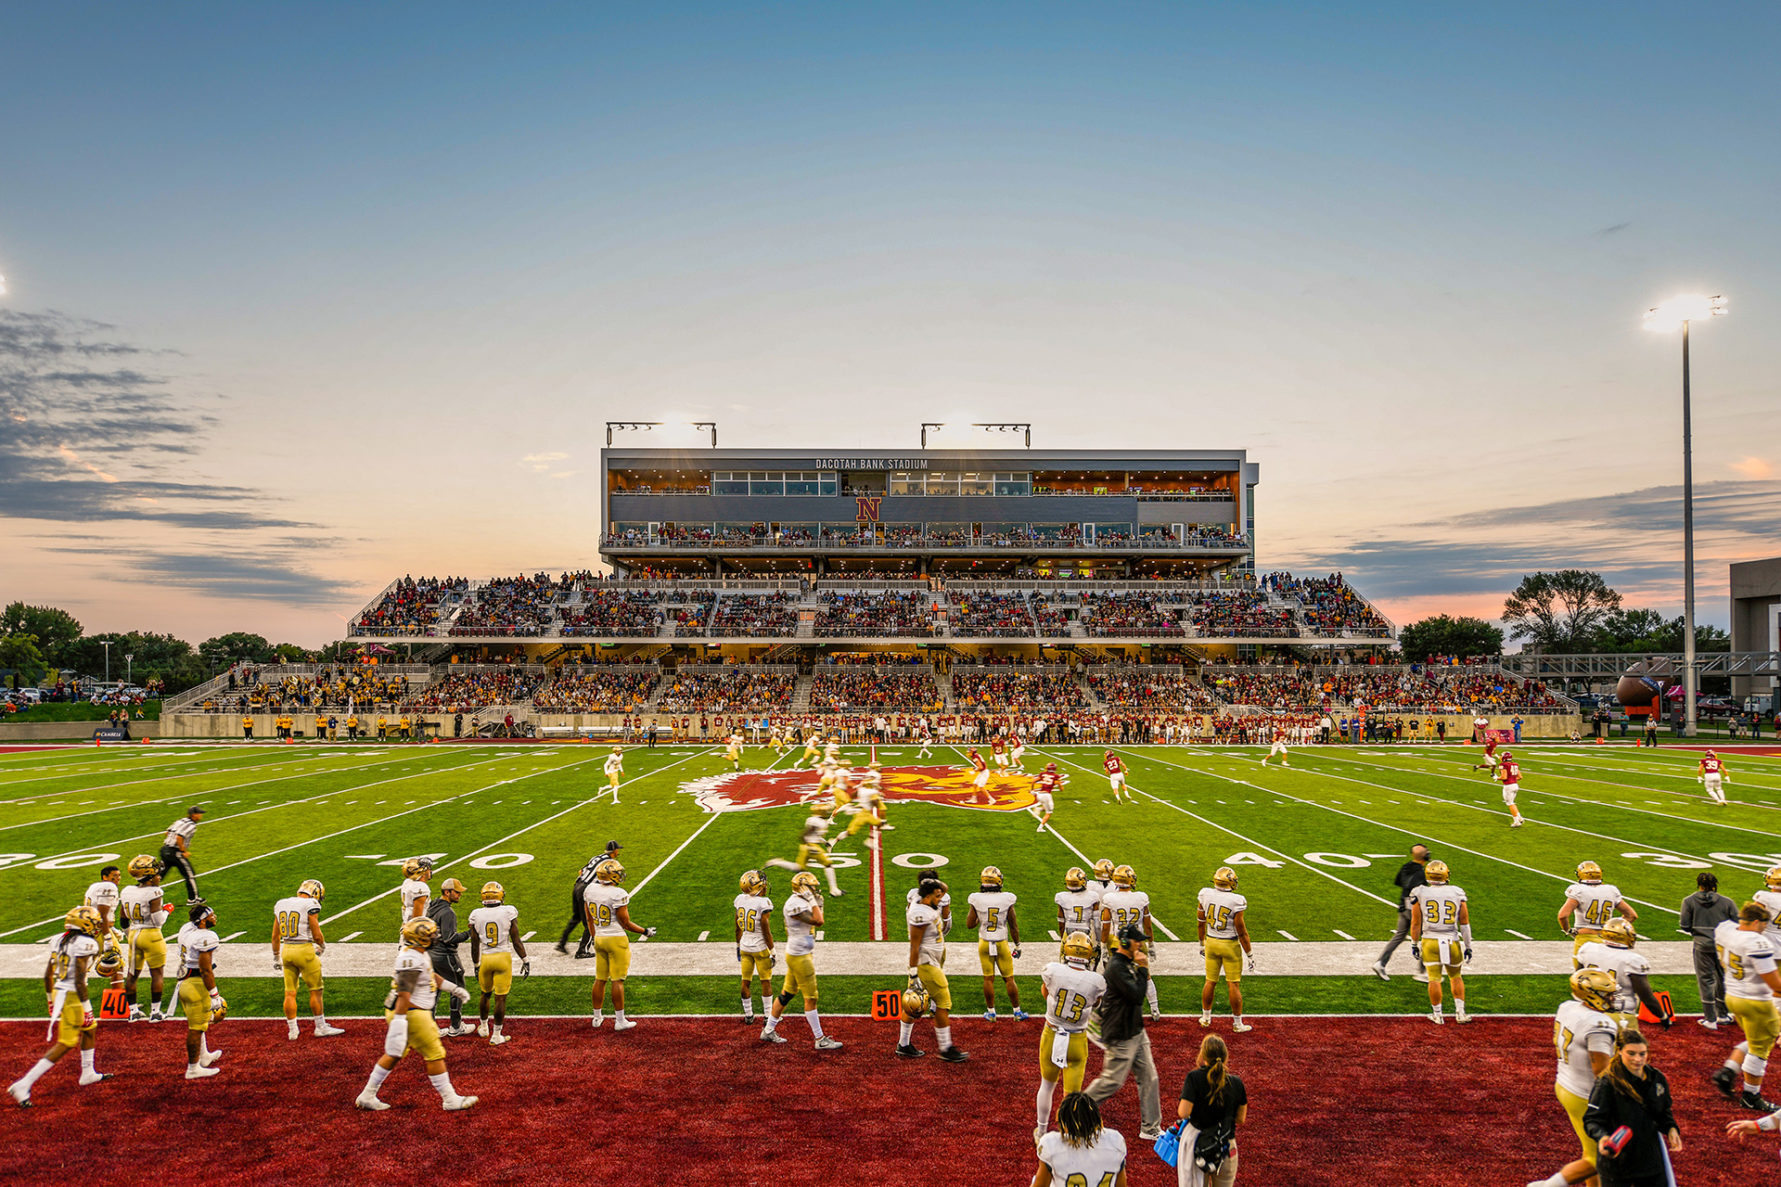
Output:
[{"xmin": 682, "ymin": 766, "xmax": 1038, "ymax": 813}]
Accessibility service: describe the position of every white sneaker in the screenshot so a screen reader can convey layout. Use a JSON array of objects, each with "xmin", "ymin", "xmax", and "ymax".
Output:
[
  {"xmin": 199, "ymin": 1049, "xmax": 222, "ymax": 1067},
  {"xmin": 185, "ymin": 1065, "xmax": 221, "ymax": 1079},
  {"xmin": 1428, "ymin": 1010, "xmax": 1444, "ymax": 1026},
  {"xmin": 488, "ymin": 1032, "xmax": 509, "ymax": 1046},
  {"xmin": 127, "ymin": 1006, "xmax": 146, "ymax": 1023},
  {"xmin": 1370, "ymin": 963, "xmax": 1390, "ymax": 982},
  {"xmin": 1036, "ymin": 823, "xmax": 1045, "ymax": 833},
  {"xmin": 590, "ymin": 1014, "xmax": 604, "ymax": 1029},
  {"xmin": 8, "ymin": 1082, "xmax": 29, "ymax": 1106},
  {"xmin": 287, "ymin": 1023, "xmax": 300, "ymax": 1041},
  {"xmin": 355, "ymin": 1092, "xmax": 390, "ymax": 1111},
  {"xmin": 476, "ymin": 1020, "xmax": 489, "ymax": 1036},
  {"xmin": 1231, "ymin": 1020, "xmax": 1253, "ymax": 1033},
  {"xmin": 983, "ymin": 1010, "xmax": 996, "ymax": 1021},
  {"xmin": 443, "ymin": 1094, "xmax": 479, "ymax": 1111},
  {"xmin": 314, "ymin": 1023, "xmax": 345, "ymax": 1037},
  {"xmin": 613, "ymin": 1018, "xmax": 637, "ymax": 1032},
  {"xmin": 1510, "ymin": 818, "xmax": 1524, "ymax": 828},
  {"xmin": 1697, "ymin": 1018, "xmax": 1720, "ymax": 1030},
  {"xmin": 815, "ymin": 1035, "xmax": 843, "ymax": 1050},
  {"xmin": 79, "ymin": 1070, "xmax": 112, "ymax": 1086},
  {"xmin": 1455, "ymin": 1009, "xmax": 1472, "ymax": 1025},
  {"xmin": 1199, "ymin": 1012, "xmax": 1212, "ymax": 1027},
  {"xmin": 148, "ymin": 1010, "xmax": 163, "ymax": 1023}
]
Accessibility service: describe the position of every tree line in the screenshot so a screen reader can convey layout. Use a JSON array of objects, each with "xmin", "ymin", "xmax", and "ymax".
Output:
[
  {"xmin": 1396, "ymin": 569, "xmax": 1730, "ymax": 662},
  {"xmin": 0, "ymin": 602, "xmax": 343, "ymax": 694}
]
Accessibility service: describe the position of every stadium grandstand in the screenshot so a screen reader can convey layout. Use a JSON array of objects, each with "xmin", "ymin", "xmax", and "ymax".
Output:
[{"xmin": 161, "ymin": 445, "xmax": 1575, "ymax": 737}]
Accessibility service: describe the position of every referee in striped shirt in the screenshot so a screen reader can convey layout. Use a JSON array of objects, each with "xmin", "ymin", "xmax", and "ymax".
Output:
[{"xmin": 159, "ymin": 806, "xmax": 204, "ymax": 900}]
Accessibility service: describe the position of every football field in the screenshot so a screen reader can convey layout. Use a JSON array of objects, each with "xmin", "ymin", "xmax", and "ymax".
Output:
[{"xmin": 5, "ymin": 737, "xmax": 1779, "ymax": 1020}]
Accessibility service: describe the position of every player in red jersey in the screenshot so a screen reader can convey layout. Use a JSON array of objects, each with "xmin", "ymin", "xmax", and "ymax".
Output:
[
  {"xmin": 1473, "ymin": 735, "xmax": 1500, "ymax": 776},
  {"xmin": 965, "ymin": 748, "xmax": 992, "ymax": 803},
  {"xmin": 1260, "ymin": 727, "xmax": 1290, "ymax": 767},
  {"xmin": 1698, "ymin": 749, "xmax": 1729, "ymax": 805},
  {"xmin": 1034, "ymin": 762, "xmax": 1064, "ymax": 832},
  {"xmin": 1495, "ymin": 751, "xmax": 1526, "ymax": 828},
  {"xmin": 1103, "ymin": 751, "xmax": 1132, "ymax": 804}
]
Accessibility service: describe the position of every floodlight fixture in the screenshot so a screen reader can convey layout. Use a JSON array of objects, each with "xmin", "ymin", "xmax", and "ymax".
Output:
[
  {"xmin": 973, "ymin": 422, "xmax": 1031, "ymax": 447},
  {"xmin": 606, "ymin": 421, "xmax": 663, "ymax": 445}
]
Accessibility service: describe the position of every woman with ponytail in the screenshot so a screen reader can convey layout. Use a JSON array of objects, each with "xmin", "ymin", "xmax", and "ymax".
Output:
[
  {"xmin": 1176, "ymin": 1034, "xmax": 1246, "ymax": 1186},
  {"xmin": 1582, "ymin": 1030, "xmax": 1681, "ymax": 1187},
  {"xmin": 1031, "ymin": 1092, "xmax": 1128, "ymax": 1187}
]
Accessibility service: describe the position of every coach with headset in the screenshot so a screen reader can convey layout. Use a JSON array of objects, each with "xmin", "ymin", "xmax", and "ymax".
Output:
[{"xmin": 558, "ymin": 840, "xmax": 623, "ymax": 958}]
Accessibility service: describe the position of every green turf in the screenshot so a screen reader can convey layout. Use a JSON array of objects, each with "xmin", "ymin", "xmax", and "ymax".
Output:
[
  {"xmin": 0, "ymin": 973, "xmax": 1653, "ymax": 1020},
  {"xmin": 2, "ymin": 700, "xmax": 162, "ymax": 723},
  {"xmin": 5, "ymin": 740, "xmax": 1780, "ymax": 1014}
]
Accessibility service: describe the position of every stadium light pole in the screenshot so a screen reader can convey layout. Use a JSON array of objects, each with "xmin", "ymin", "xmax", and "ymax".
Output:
[
  {"xmin": 100, "ymin": 640, "xmax": 111, "ymax": 683},
  {"xmin": 691, "ymin": 421, "xmax": 717, "ymax": 446},
  {"xmin": 920, "ymin": 423, "xmax": 944, "ymax": 448},
  {"xmin": 1643, "ymin": 293, "xmax": 1728, "ymax": 738}
]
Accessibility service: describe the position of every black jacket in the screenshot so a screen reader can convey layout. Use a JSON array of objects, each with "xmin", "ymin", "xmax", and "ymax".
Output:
[
  {"xmin": 1392, "ymin": 861, "xmax": 1428, "ymax": 908},
  {"xmin": 1583, "ymin": 1066, "xmax": 1677, "ymax": 1185},
  {"xmin": 426, "ymin": 899, "xmax": 469, "ymax": 956},
  {"xmin": 1097, "ymin": 950, "xmax": 1149, "ymax": 1044}
]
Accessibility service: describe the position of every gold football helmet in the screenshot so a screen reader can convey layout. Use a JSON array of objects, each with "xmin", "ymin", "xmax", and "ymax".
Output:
[
  {"xmin": 790, "ymin": 871, "xmax": 821, "ymax": 898},
  {"xmin": 1061, "ymin": 932, "xmax": 1095, "ymax": 965},
  {"xmin": 980, "ymin": 866, "xmax": 1003, "ymax": 889},
  {"xmin": 298, "ymin": 878, "xmax": 325, "ymax": 901},
  {"xmin": 1064, "ymin": 867, "xmax": 1088, "ymax": 891},
  {"xmin": 1425, "ymin": 860, "xmax": 1451, "ymax": 884},
  {"xmin": 1111, "ymin": 864, "xmax": 1137, "ymax": 889},
  {"xmin": 901, "ymin": 981, "xmax": 932, "ymax": 1017},
  {"xmin": 65, "ymin": 906, "xmax": 102, "ymax": 938},
  {"xmin": 1575, "ymin": 861, "xmax": 1603, "ymax": 885},
  {"xmin": 1092, "ymin": 859, "xmax": 1115, "ymax": 881},
  {"xmin": 1213, "ymin": 867, "xmax": 1238, "ymax": 891},
  {"xmin": 1570, "ymin": 966, "xmax": 1617, "ymax": 1013},
  {"xmin": 594, "ymin": 859, "xmax": 626, "ymax": 885},
  {"xmin": 1766, "ymin": 866, "xmax": 1781, "ymax": 892},
  {"xmin": 128, "ymin": 854, "xmax": 162, "ymax": 881},
  {"xmin": 739, "ymin": 869, "xmax": 768, "ymax": 896},
  {"xmin": 402, "ymin": 857, "xmax": 433, "ymax": 880},
  {"xmin": 1600, "ymin": 918, "xmax": 1636, "ymax": 947},
  {"xmin": 480, "ymin": 881, "xmax": 505, "ymax": 904},
  {"xmin": 96, "ymin": 940, "xmax": 124, "ymax": 980},
  {"xmin": 400, "ymin": 917, "xmax": 439, "ymax": 950}
]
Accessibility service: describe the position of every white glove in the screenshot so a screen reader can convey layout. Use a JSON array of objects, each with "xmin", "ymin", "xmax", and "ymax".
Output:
[
  {"xmin": 384, "ymin": 1014, "xmax": 410, "ymax": 1058},
  {"xmin": 451, "ymin": 983, "xmax": 471, "ymax": 1003},
  {"xmin": 1245, "ymin": 953, "xmax": 1257, "ymax": 974},
  {"xmin": 642, "ymin": 927, "xmax": 657, "ymax": 939}
]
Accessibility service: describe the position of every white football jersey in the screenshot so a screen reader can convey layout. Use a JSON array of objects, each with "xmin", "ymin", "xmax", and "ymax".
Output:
[
  {"xmin": 84, "ymin": 880, "xmax": 120, "ymax": 916},
  {"xmin": 120, "ymin": 885, "xmax": 166, "ymax": 930},
  {"xmin": 273, "ymin": 895, "xmax": 322, "ymax": 945},
  {"xmin": 605, "ymin": 754, "xmax": 624, "ymax": 776},
  {"xmin": 176, "ymin": 923, "xmax": 219, "ymax": 976},
  {"xmin": 1091, "ymin": 879, "xmax": 1115, "ymax": 898},
  {"xmin": 1754, "ymin": 889, "xmax": 1781, "ymax": 947},
  {"xmin": 782, "ymin": 892, "xmax": 820, "ymax": 956},
  {"xmin": 1041, "ymin": 961, "xmax": 1107, "ymax": 1033},
  {"xmin": 1198, "ymin": 887, "xmax": 1248, "ymax": 940},
  {"xmin": 1565, "ymin": 883, "xmax": 1624, "ymax": 930},
  {"xmin": 1554, "ymin": 998, "xmax": 1619, "ymax": 1096},
  {"xmin": 1717, "ymin": 920, "xmax": 1779, "ymax": 1001},
  {"xmin": 1576, "ymin": 941, "xmax": 1651, "ymax": 1014},
  {"xmin": 734, "ymin": 893, "xmax": 774, "ymax": 952},
  {"xmin": 1037, "ymin": 1128, "xmax": 1127, "ymax": 1184},
  {"xmin": 392, "ymin": 946, "xmax": 437, "ymax": 1010},
  {"xmin": 908, "ymin": 901, "xmax": 946, "ymax": 965},
  {"xmin": 1099, "ymin": 889, "xmax": 1150, "ymax": 938},
  {"xmin": 968, "ymin": 891, "xmax": 1017, "ymax": 942},
  {"xmin": 51, "ymin": 933, "xmax": 100, "ymax": 990},
  {"xmin": 1409, "ymin": 884, "xmax": 1467, "ymax": 936},
  {"xmin": 399, "ymin": 878, "xmax": 430, "ymax": 921},
  {"xmin": 582, "ymin": 883, "xmax": 630, "ymax": 937},
  {"xmin": 468, "ymin": 904, "xmax": 519, "ymax": 954},
  {"xmin": 1056, "ymin": 889, "xmax": 1101, "ymax": 935},
  {"xmin": 800, "ymin": 814, "xmax": 830, "ymax": 846}
]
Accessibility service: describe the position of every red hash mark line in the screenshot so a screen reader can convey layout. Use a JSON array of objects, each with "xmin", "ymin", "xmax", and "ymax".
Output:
[{"xmin": 0, "ymin": 1016, "xmax": 1771, "ymax": 1185}]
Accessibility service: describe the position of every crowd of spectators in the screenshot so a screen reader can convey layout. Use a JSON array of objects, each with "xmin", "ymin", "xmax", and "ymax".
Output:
[
  {"xmin": 1202, "ymin": 663, "xmax": 1566, "ymax": 712},
  {"xmin": 949, "ymin": 592, "xmax": 1034, "ymax": 637},
  {"xmin": 447, "ymin": 573, "xmax": 571, "ymax": 637},
  {"xmin": 1186, "ymin": 590, "xmax": 1296, "ymax": 636},
  {"xmin": 559, "ymin": 589, "xmax": 662, "ymax": 637},
  {"xmin": 808, "ymin": 670, "xmax": 943, "ymax": 713},
  {"xmin": 532, "ymin": 667, "xmax": 660, "ymax": 713},
  {"xmin": 198, "ymin": 667, "xmax": 413, "ymax": 713},
  {"xmin": 814, "ymin": 592, "xmax": 935, "ymax": 637},
  {"xmin": 655, "ymin": 670, "xmax": 796, "ymax": 714},
  {"xmin": 351, "ymin": 576, "xmax": 469, "ymax": 636},
  {"xmin": 403, "ymin": 670, "xmax": 544, "ymax": 712},
  {"xmin": 951, "ymin": 669, "xmax": 1088, "ymax": 710},
  {"xmin": 706, "ymin": 593, "xmax": 800, "ymax": 637},
  {"xmin": 1265, "ymin": 572, "xmax": 1391, "ymax": 635},
  {"xmin": 1085, "ymin": 668, "xmax": 1216, "ymax": 709},
  {"xmin": 1080, "ymin": 593, "xmax": 1185, "ymax": 636}
]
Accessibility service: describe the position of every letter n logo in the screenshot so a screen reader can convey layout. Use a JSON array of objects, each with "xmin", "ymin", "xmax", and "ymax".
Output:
[{"xmin": 856, "ymin": 496, "xmax": 882, "ymax": 523}]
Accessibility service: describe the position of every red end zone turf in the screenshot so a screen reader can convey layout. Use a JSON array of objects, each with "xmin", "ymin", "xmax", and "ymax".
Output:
[{"xmin": 1, "ymin": 1016, "xmax": 1770, "ymax": 1184}]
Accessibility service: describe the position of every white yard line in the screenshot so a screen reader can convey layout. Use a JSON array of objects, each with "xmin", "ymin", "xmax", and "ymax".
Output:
[
  {"xmin": 633, "ymin": 749, "xmax": 792, "ymax": 900},
  {"xmin": 1124, "ymin": 748, "xmax": 1683, "ymax": 917},
  {"xmin": 0, "ymin": 749, "xmax": 349, "ymax": 803},
  {"xmin": 1041, "ymin": 748, "xmax": 1398, "ymax": 911}
]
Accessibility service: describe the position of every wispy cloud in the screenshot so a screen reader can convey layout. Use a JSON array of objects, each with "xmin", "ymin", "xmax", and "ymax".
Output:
[
  {"xmin": 1731, "ymin": 456, "xmax": 1774, "ymax": 480},
  {"xmin": 1592, "ymin": 221, "xmax": 1632, "ymax": 237}
]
